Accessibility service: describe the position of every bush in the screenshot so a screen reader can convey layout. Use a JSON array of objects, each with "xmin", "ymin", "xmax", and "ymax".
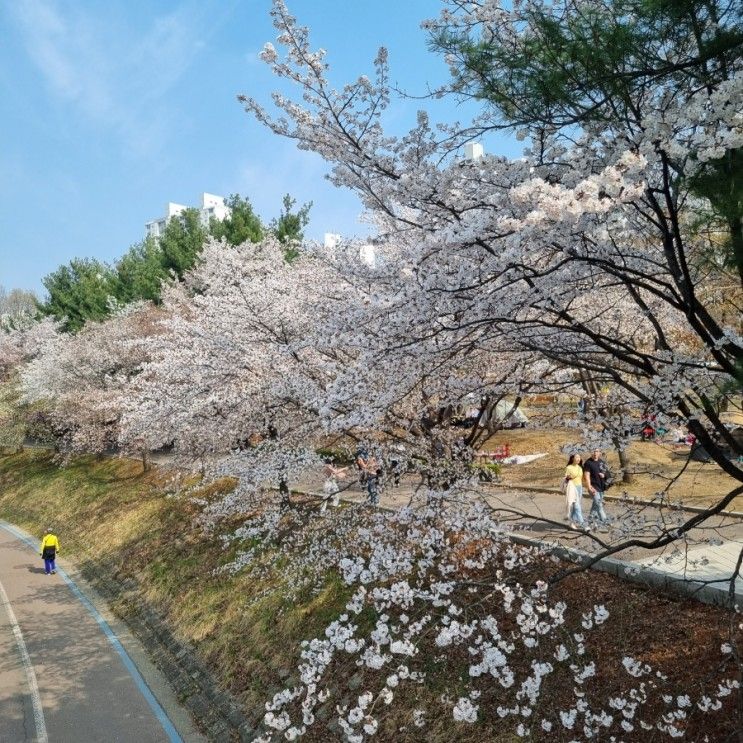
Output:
[
  {"xmin": 472, "ymin": 461, "xmax": 501, "ymax": 482},
  {"xmin": 315, "ymin": 446, "xmax": 356, "ymax": 464}
]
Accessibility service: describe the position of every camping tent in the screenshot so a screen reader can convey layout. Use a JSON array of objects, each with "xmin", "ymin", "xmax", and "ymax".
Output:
[
  {"xmin": 455, "ymin": 397, "xmax": 530, "ymax": 428},
  {"xmin": 483, "ymin": 400, "xmax": 529, "ymax": 428}
]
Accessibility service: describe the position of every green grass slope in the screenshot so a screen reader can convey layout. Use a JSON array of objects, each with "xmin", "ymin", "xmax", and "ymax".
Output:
[{"xmin": 0, "ymin": 450, "xmax": 740, "ymax": 742}]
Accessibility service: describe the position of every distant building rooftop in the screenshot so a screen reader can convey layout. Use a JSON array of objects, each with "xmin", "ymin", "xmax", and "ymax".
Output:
[{"xmin": 145, "ymin": 193, "xmax": 230, "ymax": 239}]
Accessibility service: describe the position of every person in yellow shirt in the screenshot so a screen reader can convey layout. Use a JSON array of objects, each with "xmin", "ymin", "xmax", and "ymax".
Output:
[
  {"xmin": 40, "ymin": 528, "xmax": 60, "ymax": 575},
  {"xmin": 564, "ymin": 454, "xmax": 588, "ymax": 530}
]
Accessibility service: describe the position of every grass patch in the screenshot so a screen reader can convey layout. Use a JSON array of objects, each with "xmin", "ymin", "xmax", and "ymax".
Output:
[
  {"xmin": 0, "ymin": 449, "xmax": 739, "ymax": 741},
  {"xmin": 0, "ymin": 450, "xmax": 354, "ymax": 719}
]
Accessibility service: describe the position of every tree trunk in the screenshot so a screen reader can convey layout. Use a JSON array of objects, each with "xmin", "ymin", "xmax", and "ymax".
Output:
[
  {"xmin": 279, "ymin": 477, "xmax": 291, "ymax": 507},
  {"xmin": 729, "ymin": 214, "xmax": 743, "ymax": 290},
  {"xmin": 616, "ymin": 442, "xmax": 633, "ymax": 484},
  {"xmin": 142, "ymin": 449, "xmax": 150, "ymax": 472},
  {"xmin": 578, "ymin": 371, "xmax": 599, "ymax": 416}
]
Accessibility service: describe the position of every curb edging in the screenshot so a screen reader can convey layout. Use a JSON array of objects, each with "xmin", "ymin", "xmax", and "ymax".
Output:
[
  {"xmin": 293, "ymin": 489, "xmax": 743, "ymax": 609},
  {"xmin": 508, "ymin": 532, "xmax": 743, "ymax": 608},
  {"xmin": 83, "ymin": 572, "xmax": 256, "ymax": 742}
]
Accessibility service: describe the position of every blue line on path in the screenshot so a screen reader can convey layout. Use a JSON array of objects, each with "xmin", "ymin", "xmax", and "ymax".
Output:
[{"xmin": 0, "ymin": 520, "xmax": 183, "ymax": 743}]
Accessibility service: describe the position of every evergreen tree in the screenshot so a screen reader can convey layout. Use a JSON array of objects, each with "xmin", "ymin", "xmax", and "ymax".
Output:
[
  {"xmin": 271, "ymin": 194, "xmax": 312, "ymax": 261},
  {"xmin": 113, "ymin": 238, "xmax": 166, "ymax": 304},
  {"xmin": 209, "ymin": 194, "xmax": 264, "ymax": 245},
  {"xmin": 40, "ymin": 192, "xmax": 312, "ymax": 330},
  {"xmin": 41, "ymin": 258, "xmax": 117, "ymax": 332},
  {"xmin": 158, "ymin": 208, "xmax": 208, "ymax": 279},
  {"xmin": 430, "ymin": 0, "xmax": 743, "ymax": 279}
]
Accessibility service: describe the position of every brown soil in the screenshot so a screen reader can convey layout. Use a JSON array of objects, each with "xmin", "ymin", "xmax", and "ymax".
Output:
[
  {"xmin": 1, "ymin": 451, "xmax": 741, "ymax": 741},
  {"xmin": 485, "ymin": 428, "xmax": 743, "ymax": 511},
  {"xmin": 296, "ymin": 551, "xmax": 742, "ymax": 743}
]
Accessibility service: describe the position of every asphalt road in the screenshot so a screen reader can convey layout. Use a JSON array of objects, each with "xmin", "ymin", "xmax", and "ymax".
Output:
[{"xmin": 0, "ymin": 525, "xmax": 180, "ymax": 743}]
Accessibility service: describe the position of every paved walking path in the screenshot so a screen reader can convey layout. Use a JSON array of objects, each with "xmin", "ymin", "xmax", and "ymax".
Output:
[
  {"xmin": 300, "ymin": 473, "xmax": 743, "ymax": 602},
  {"xmin": 0, "ymin": 523, "xmax": 202, "ymax": 743}
]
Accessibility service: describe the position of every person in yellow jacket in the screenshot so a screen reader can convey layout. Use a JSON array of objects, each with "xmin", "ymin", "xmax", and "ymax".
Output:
[{"xmin": 40, "ymin": 528, "xmax": 60, "ymax": 575}]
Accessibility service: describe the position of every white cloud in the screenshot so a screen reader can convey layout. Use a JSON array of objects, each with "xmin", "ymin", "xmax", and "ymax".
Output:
[{"xmin": 9, "ymin": 0, "xmax": 229, "ymax": 155}]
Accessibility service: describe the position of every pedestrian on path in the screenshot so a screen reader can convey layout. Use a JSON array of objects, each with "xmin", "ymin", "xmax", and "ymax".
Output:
[
  {"xmin": 321, "ymin": 462, "xmax": 348, "ymax": 511},
  {"xmin": 40, "ymin": 527, "xmax": 60, "ymax": 575},
  {"xmin": 356, "ymin": 447, "xmax": 380, "ymax": 506},
  {"xmin": 564, "ymin": 454, "xmax": 588, "ymax": 531},
  {"xmin": 583, "ymin": 448, "xmax": 611, "ymax": 527}
]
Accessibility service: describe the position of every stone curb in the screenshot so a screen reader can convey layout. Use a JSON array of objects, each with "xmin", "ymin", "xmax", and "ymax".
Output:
[
  {"xmin": 508, "ymin": 532, "xmax": 743, "ymax": 608},
  {"xmin": 295, "ymin": 488, "xmax": 743, "ymax": 609},
  {"xmin": 77, "ymin": 566, "xmax": 253, "ymax": 742}
]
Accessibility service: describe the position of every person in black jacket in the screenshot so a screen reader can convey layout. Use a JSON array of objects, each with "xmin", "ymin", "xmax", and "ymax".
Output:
[
  {"xmin": 356, "ymin": 447, "xmax": 380, "ymax": 505},
  {"xmin": 583, "ymin": 449, "xmax": 611, "ymax": 526}
]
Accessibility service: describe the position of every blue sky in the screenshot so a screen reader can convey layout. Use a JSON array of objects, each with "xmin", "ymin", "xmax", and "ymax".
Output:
[{"xmin": 1, "ymin": 1, "xmax": 520, "ymax": 295}]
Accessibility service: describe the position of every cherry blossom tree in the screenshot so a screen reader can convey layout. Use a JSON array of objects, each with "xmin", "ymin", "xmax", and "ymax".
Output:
[
  {"xmin": 119, "ymin": 237, "xmax": 353, "ymax": 504},
  {"xmin": 239, "ymin": 0, "xmax": 742, "ymax": 511},
  {"xmin": 20, "ymin": 304, "xmax": 158, "ymax": 462},
  {"xmin": 0, "ymin": 330, "xmax": 24, "ymax": 384},
  {"xmin": 310, "ymin": 236, "xmax": 561, "ymax": 486},
  {"xmin": 0, "ymin": 286, "xmax": 38, "ymax": 331},
  {"xmin": 0, "ymin": 319, "xmax": 62, "ymax": 449},
  {"xmin": 228, "ymin": 9, "xmax": 743, "ymax": 735}
]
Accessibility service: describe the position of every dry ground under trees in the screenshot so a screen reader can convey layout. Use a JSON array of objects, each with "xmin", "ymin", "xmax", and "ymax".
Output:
[
  {"xmin": 0, "ymin": 450, "xmax": 741, "ymax": 740},
  {"xmin": 486, "ymin": 427, "xmax": 743, "ymax": 511}
]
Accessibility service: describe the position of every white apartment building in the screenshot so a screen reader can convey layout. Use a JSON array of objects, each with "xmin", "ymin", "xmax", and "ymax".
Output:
[
  {"xmin": 145, "ymin": 193, "xmax": 230, "ymax": 239},
  {"xmin": 323, "ymin": 232, "xmax": 341, "ymax": 249},
  {"xmin": 324, "ymin": 232, "xmax": 376, "ymax": 267}
]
